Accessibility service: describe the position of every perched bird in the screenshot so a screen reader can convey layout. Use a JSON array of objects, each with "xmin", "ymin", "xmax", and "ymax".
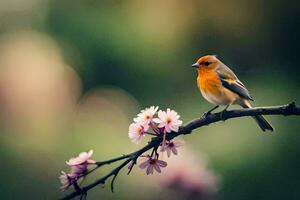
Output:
[{"xmin": 192, "ymin": 55, "xmax": 273, "ymax": 132}]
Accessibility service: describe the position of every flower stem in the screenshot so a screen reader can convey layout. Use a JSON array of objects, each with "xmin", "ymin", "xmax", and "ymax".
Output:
[
  {"xmin": 145, "ymin": 132, "xmax": 157, "ymax": 136},
  {"xmin": 150, "ymin": 122, "xmax": 160, "ymax": 134}
]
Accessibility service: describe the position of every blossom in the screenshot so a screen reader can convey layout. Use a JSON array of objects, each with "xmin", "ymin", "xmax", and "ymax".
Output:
[
  {"xmin": 128, "ymin": 122, "xmax": 149, "ymax": 144},
  {"xmin": 70, "ymin": 164, "xmax": 88, "ymax": 176},
  {"xmin": 60, "ymin": 150, "xmax": 97, "ymax": 191},
  {"xmin": 134, "ymin": 106, "xmax": 158, "ymax": 126},
  {"xmin": 161, "ymin": 140, "xmax": 184, "ymax": 157},
  {"xmin": 66, "ymin": 150, "xmax": 96, "ymax": 176},
  {"xmin": 139, "ymin": 156, "xmax": 167, "ymax": 175},
  {"xmin": 59, "ymin": 171, "xmax": 76, "ymax": 191},
  {"xmin": 153, "ymin": 109, "xmax": 182, "ymax": 133},
  {"xmin": 66, "ymin": 150, "xmax": 96, "ymax": 166}
]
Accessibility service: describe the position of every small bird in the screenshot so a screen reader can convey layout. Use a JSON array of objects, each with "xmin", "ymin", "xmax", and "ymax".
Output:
[{"xmin": 192, "ymin": 55, "xmax": 273, "ymax": 132}]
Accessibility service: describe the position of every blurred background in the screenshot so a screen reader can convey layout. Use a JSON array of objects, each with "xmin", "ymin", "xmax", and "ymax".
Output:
[{"xmin": 0, "ymin": 0, "xmax": 299, "ymax": 199}]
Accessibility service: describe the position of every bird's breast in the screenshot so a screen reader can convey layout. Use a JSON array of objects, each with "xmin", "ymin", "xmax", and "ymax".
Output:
[
  {"xmin": 197, "ymin": 68, "xmax": 237, "ymax": 105},
  {"xmin": 197, "ymin": 68, "xmax": 221, "ymax": 93}
]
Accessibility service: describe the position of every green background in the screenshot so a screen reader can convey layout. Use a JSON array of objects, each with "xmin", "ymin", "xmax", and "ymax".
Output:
[{"xmin": 0, "ymin": 0, "xmax": 299, "ymax": 199}]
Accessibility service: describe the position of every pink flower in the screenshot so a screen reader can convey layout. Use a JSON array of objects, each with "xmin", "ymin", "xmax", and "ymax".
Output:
[
  {"xmin": 134, "ymin": 106, "xmax": 158, "ymax": 126},
  {"xmin": 139, "ymin": 156, "xmax": 167, "ymax": 175},
  {"xmin": 60, "ymin": 150, "xmax": 97, "ymax": 191},
  {"xmin": 70, "ymin": 164, "xmax": 88, "ymax": 176},
  {"xmin": 153, "ymin": 109, "xmax": 182, "ymax": 133},
  {"xmin": 161, "ymin": 140, "xmax": 184, "ymax": 157},
  {"xmin": 66, "ymin": 150, "xmax": 96, "ymax": 166},
  {"xmin": 65, "ymin": 150, "xmax": 96, "ymax": 176},
  {"xmin": 59, "ymin": 171, "xmax": 76, "ymax": 191},
  {"xmin": 128, "ymin": 122, "xmax": 149, "ymax": 144}
]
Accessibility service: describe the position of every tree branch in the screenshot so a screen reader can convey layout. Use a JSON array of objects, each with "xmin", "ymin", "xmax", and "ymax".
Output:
[{"xmin": 59, "ymin": 102, "xmax": 300, "ymax": 200}]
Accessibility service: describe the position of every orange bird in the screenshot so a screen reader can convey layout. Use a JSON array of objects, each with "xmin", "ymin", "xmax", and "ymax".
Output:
[{"xmin": 192, "ymin": 55, "xmax": 273, "ymax": 132}]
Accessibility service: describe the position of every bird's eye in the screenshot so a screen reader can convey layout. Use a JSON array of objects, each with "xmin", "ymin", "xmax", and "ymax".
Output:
[{"xmin": 204, "ymin": 61, "xmax": 210, "ymax": 66}]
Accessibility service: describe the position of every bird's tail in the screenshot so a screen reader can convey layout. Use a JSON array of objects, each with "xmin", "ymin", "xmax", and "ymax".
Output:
[{"xmin": 240, "ymin": 101, "xmax": 274, "ymax": 132}]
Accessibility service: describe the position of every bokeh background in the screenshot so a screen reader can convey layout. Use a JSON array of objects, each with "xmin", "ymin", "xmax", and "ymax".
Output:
[{"xmin": 0, "ymin": 0, "xmax": 299, "ymax": 199}]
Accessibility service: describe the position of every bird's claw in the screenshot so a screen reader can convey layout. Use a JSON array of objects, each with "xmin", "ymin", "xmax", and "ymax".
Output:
[
  {"xmin": 220, "ymin": 109, "xmax": 228, "ymax": 121},
  {"xmin": 201, "ymin": 111, "xmax": 211, "ymax": 119},
  {"xmin": 201, "ymin": 105, "xmax": 219, "ymax": 119}
]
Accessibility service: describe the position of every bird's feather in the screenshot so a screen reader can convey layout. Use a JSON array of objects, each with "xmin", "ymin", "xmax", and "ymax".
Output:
[{"xmin": 217, "ymin": 70, "xmax": 254, "ymax": 101}]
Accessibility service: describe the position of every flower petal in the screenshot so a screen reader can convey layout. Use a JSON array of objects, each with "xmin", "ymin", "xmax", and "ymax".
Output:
[
  {"xmin": 156, "ymin": 160, "xmax": 167, "ymax": 167},
  {"xmin": 171, "ymin": 147, "xmax": 178, "ymax": 155},
  {"xmin": 167, "ymin": 149, "xmax": 171, "ymax": 157},
  {"xmin": 87, "ymin": 159, "xmax": 96, "ymax": 164},
  {"xmin": 87, "ymin": 150, "xmax": 94, "ymax": 157},
  {"xmin": 153, "ymin": 164, "xmax": 161, "ymax": 173},
  {"xmin": 146, "ymin": 165, "xmax": 154, "ymax": 175},
  {"xmin": 139, "ymin": 160, "xmax": 150, "ymax": 169},
  {"xmin": 153, "ymin": 118, "xmax": 162, "ymax": 123}
]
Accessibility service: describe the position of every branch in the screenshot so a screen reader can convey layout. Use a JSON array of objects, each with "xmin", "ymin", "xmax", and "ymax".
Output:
[{"xmin": 59, "ymin": 102, "xmax": 300, "ymax": 200}]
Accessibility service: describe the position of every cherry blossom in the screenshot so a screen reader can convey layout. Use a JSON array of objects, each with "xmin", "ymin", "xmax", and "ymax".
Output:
[
  {"xmin": 161, "ymin": 140, "xmax": 184, "ymax": 157},
  {"xmin": 66, "ymin": 150, "xmax": 96, "ymax": 166},
  {"xmin": 128, "ymin": 122, "xmax": 149, "ymax": 144},
  {"xmin": 59, "ymin": 171, "xmax": 76, "ymax": 191},
  {"xmin": 70, "ymin": 164, "xmax": 88, "ymax": 176},
  {"xmin": 153, "ymin": 108, "xmax": 182, "ymax": 133},
  {"xmin": 139, "ymin": 156, "xmax": 167, "ymax": 175},
  {"xmin": 134, "ymin": 106, "xmax": 159, "ymax": 126},
  {"xmin": 65, "ymin": 150, "xmax": 96, "ymax": 177}
]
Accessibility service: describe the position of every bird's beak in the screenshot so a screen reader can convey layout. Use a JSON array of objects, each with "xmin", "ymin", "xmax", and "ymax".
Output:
[{"xmin": 192, "ymin": 63, "xmax": 199, "ymax": 68}]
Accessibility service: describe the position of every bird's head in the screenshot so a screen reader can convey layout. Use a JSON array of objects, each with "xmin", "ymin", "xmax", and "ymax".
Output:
[{"xmin": 192, "ymin": 55, "xmax": 219, "ymax": 70}]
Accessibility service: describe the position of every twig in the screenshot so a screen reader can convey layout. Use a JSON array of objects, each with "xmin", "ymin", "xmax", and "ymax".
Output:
[{"xmin": 59, "ymin": 102, "xmax": 300, "ymax": 200}]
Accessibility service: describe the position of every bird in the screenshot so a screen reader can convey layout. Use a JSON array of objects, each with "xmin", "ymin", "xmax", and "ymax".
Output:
[{"xmin": 192, "ymin": 55, "xmax": 273, "ymax": 132}]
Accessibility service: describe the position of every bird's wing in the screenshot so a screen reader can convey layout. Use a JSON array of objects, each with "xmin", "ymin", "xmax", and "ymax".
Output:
[{"xmin": 216, "ymin": 66, "xmax": 254, "ymax": 101}]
